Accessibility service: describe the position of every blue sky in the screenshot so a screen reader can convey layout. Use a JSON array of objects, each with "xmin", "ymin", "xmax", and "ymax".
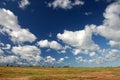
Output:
[{"xmin": 0, "ymin": 0, "xmax": 120, "ymax": 67}]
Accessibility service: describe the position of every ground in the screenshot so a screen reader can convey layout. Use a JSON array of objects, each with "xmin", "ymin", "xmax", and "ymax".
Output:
[{"xmin": 0, "ymin": 66, "xmax": 120, "ymax": 80}]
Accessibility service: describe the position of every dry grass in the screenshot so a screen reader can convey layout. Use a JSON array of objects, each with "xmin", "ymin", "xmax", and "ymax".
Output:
[{"xmin": 0, "ymin": 66, "xmax": 120, "ymax": 80}]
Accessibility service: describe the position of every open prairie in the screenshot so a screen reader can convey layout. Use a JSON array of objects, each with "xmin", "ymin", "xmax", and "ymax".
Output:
[{"xmin": 0, "ymin": 67, "xmax": 120, "ymax": 80}]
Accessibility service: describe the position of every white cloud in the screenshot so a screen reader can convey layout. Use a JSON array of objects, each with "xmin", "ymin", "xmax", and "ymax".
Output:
[
  {"xmin": 57, "ymin": 26, "xmax": 99, "ymax": 51},
  {"xmin": 0, "ymin": 55, "xmax": 19, "ymax": 64},
  {"xmin": 48, "ymin": 0, "xmax": 84, "ymax": 9},
  {"xmin": 0, "ymin": 49, "xmax": 4, "ymax": 56},
  {"xmin": 12, "ymin": 45, "xmax": 42, "ymax": 65},
  {"xmin": 44, "ymin": 56, "xmax": 56, "ymax": 64},
  {"xmin": 18, "ymin": 0, "xmax": 30, "ymax": 9},
  {"xmin": 76, "ymin": 56, "xmax": 86, "ymax": 62},
  {"xmin": 108, "ymin": 40, "xmax": 120, "ymax": 48},
  {"xmin": 0, "ymin": 8, "xmax": 36, "ymax": 43},
  {"xmin": 1, "ymin": 44, "xmax": 11, "ymax": 50},
  {"xmin": 0, "ymin": 42, "xmax": 11, "ymax": 50},
  {"xmin": 57, "ymin": 0, "xmax": 120, "ymax": 65},
  {"xmin": 59, "ymin": 45, "xmax": 71, "ymax": 53},
  {"xmin": 12, "ymin": 45, "xmax": 41, "ymax": 55},
  {"xmin": 37, "ymin": 40, "xmax": 62, "ymax": 50},
  {"xmin": 76, "ymin": 48, "xmax": 120, "ymax": 64},
  {"xmin": 98, "ymin": 49, "xmax": 120, "ymax": 63},
  {"xmin": 57, "ymin": 56, "xmax": 69, "ymax": 63},
  {"xmin": 37, "ymin": 40, "xmax": 49, "ymax": 48},
  {"xmin": 58, "ymin": 58, "xmax": 64, "ymax": 63},
  {"xmin": 49, "ymin": 41, "xmax": 62, "ymax": 50},
  {"xmin": 10, "ymin": 29, "xmax": 36, "ymax": 43},
  {"xmin": 72, "ymin": 49, "xmax": 81, "ymax": 55},
  {"xmin": 96, "ymin": 1, "xmax": 120, "ymax": 42},
  {"xmin": 0, "ymin": 8, "xmax": 20, "ymax": 30},
  {"xmin": 0, "ymin": 41, "xmax": 4, "ymax": 46},
  {"xmin": 89, "ymin": 52, "xmax": 96, "ymax": 57},
  {"xmin": 105, "ymin": 49, "xmax": 120, "ymax": 61}
]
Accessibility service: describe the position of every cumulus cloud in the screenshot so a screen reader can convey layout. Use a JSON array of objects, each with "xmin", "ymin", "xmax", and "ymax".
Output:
[
  {"xmin": 108, "ymin": 40, "xmax": 120, "ymax": 48},
  {"xmin": 1, "ymin": 44, "xmax": 11, "ymax": 50},
  {"xmin": 59, "ymin": 45, "xmax": 71, "ymax": 53},
  {"xmin": 57, "ymin": 56, "xmax": 69, "ymax": 63},
  {"xmin": 89, "ymin": 52, "xmax": 96, "ymax": 57},
  {"xmin": 0, "ymin": 49, "xmax": 4, "ymax": 56},
  {"xmin": 94, "ymin": 0, "xmax": 120, "ymax": 46},
  {"xmin": 76, "ymin": 48, "xmax": 120, "ymax": 64},
  {"xmin": 37, "ymin": 40, "xmax": 49, "ymax": 48},
  {"xmin": 50, "ymin": 41, "xmax": 62, "ymax": 50},
  {"xmin": 44, "ymin": 56, "xmax": 56, "ymax": 64},
  {"xmin": 0, "ymin": 8, "xmax": 36, "ymax": 43},
  {"xmin": 72, "ymin": 49, "xmax": 81, "ymax": 55},
  {"xmin": 58, "ymin": 58, "xmax": 64, "ymax": 63},
  {"xmin": 97, "ymin": 49, "xmax": 120, "ymax": 64},
  {"xmin": 57, "ymin": 26, "xmax": 99, "ymax": 50},
  {"xmin": 10, "ymin": 29, "xmax": 36, "ymax": 43},
  {"xmin": 18, "ymin": 0, "xmax": 30, "ymax": 9},
  {"xmin": 48, "ymin": 0, "xmax": 84, "ymax": 9},
  {"xmin": 12, "ymin": 45, "xmax": 42, "ymax": 65},
  {"xmin": 0, "ymin": 56, "xmax": 19, "ymax": 65},
  {"xmin": 37, "ymin": 40, "xmax": 62, "ymax": 50},
  {"xmin": 76, "ymin": 56, "xmax": 86, "ymax": 63},
  {"xmin": 0, "ymin": 42, "xmax": 11, "ymax": 52}
]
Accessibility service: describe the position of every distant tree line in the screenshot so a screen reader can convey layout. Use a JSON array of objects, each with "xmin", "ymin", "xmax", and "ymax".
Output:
[{"xmin": 0, "ymin": 64, "xmax": 71, "ymax": 68}]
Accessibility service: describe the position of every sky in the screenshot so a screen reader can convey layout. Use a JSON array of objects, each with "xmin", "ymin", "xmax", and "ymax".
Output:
[{"xmin": 0, "ymin": 0, "xmax": 120, "ymax": 67}]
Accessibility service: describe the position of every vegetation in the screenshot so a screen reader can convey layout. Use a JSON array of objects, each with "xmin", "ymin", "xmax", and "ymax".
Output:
[{"xmin": 0, "ymin": 66, "xmax": 120, "ymax": 80}]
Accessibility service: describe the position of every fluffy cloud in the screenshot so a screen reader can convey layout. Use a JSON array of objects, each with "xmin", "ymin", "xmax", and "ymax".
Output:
[
  {"xmin": 44, "ymin": 56, "xmax": 56, "ymax": 64},
  {"xmin": 0, "ymin": 8, "xmax": 36, "ymax": 43},
  {"xmin": 58, "ymin": 58, "xmax": 64, "ymax": 63},
  {"xmin": 0, "ymin": 8, "xmax": 19, "ymax": 30},
  {"xmin": 12, "ymin": 45, "xmax": 41, "ymax": 55},
  {"xmin": 37, "ymin": 40, "xmax": 49, "ymax": 48},
  {"xmin": 37, "ymin": 40, "xmax": 62, "ymax": 50},
  {"xmin": 57, "ymin": 56, "xmax": 69, "ymax": 63},
  {"xmin": 89, "ymin": 52, "xmax": 96, "ymax": 57},
  {"xmin": 96, "ymin": 1, "xmax": 120, "ymax": 41},
  {"xmin": 1, "ymin": 44, "xmax": 11, "ymax": 50},
  {"xmin": 12, "ymin": 45, "xmax": 41, "ymax": 65},
  {"xmin": 76, "ymin": 56, "xmax": 86, "ymax": 62},
  {"xmin": 48, "ymin": 0, "xmax": 84, "ymax": 9},
  {"xmin": 105, "ymin": 49, "xmax": 120, "ymax": 61},
  {"xmin": 108, "ymin": 40, "xmax": 120, "ymax": 48},
  {"xmin": 10, "ymin": 29, "xmax": 36, "ymax": 43},
  {"xmin": 18, "ymin": 0, "xmax": 30, "ymax": 9},
  {"xmin": 57, "ymin": 26, "xmax": 99, "ymax": 50},
  {"xmin": 72, "ymin": 49, "xmax": 81, "ymax": 55},
  {"xmin": 58, "ymin": 45, "xmax": 71, "ymax": 53},
  {"xmin": 98, "ymin": 49, "xmax": 120, "ymax": 63},
  {"xmin": 50, "ymin": 41, "xmax": 62, "ymax": 50},
  {"xmin": 0, "ymin": 42, "xmax": 11, "ymax": 50},
  {"xmin": 76, "ymin": 49, "xmax": 120, "ymax": 64},
  {"xmin": 0, "ymin": 49, "xmax": 4, "ymax": 56},
  {"xmin": 0, "ymin": 56, "xmax": 19, "ymax": 64}
]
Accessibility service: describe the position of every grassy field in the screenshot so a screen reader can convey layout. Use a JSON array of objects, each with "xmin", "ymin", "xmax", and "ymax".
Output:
[{"xmin": 0, "ymin": 66, "xmax": 120, "ymax": 80}]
